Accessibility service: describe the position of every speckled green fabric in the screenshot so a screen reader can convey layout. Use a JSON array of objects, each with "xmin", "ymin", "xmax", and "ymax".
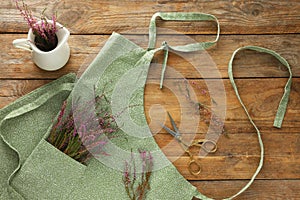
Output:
[{"xmin": 0, "ymin": 73, "xmax": 76, "ymax": 199}]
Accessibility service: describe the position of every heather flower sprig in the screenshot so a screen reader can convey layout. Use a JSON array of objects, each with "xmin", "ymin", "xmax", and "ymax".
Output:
[
  {"xmin": 47, "ymin": 94, "xmax": 119, "ymax": 164},
  {"xmin": 179, "ymin": 80, "xmax": 228, "ymax": 136},
  {"xmin": 123, "ymin": 150, "xmax": 153, "ymax": 200},
  {"xmin": 15, "ymin": 0, "xmax": 59, "ymax": 51},
  {"xmin": 198, "ymin": 102, "xmax": 228, "ymax": 136}
]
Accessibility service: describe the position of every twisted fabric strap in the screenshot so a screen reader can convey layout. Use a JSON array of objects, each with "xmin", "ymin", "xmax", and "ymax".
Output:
[
  {"xmin": 148, "ymin": 12, "xmax": 220, "ymax": 88},
  {"xmin": 224, "ymin": 46, "xmax": 292, "ymax": 200},
  {"xmin": 229, "ymin": 46, "xmax": 293, "ymax": 129}
]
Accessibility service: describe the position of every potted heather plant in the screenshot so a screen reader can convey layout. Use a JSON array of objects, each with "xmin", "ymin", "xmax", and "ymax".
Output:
[{"xmin": 12, "ymin": 0, "xmax": 70, "ymax": 71}]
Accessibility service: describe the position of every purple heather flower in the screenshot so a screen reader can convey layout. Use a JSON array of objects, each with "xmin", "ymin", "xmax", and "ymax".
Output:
[
  {"xmin": 15, "ymin": 0, "xmax": 59, "ymax": 51},
  {"xmin": 47, "ymin": 94, "xmax": 119, "ymax": 164}
]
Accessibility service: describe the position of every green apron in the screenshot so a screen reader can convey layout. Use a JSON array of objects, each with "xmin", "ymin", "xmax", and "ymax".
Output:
[{"xmin": 0, "ymin": 12, "xmax": 292, "ymax": 200}]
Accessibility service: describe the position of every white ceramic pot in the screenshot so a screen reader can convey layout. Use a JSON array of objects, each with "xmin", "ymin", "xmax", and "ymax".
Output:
[{"xmin": 12, "ymin": 21, "xmax": 70, "ymax": 71}]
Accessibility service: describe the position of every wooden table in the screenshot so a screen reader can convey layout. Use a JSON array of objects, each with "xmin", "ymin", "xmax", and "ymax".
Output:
[{"xmin": 1, "ymin": 1, "xmax": 299, "ymax": 199}]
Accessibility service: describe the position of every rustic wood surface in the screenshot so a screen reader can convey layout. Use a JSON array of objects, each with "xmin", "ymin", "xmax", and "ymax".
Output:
[{"xmin": 0, "ymin": 0, "xmax": 299, "ymax": 199}]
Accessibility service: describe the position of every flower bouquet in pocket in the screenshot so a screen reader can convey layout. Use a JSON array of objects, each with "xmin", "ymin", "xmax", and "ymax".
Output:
[{"xmin": 47, "ymin": 94, "xmax": 119, "ymax": 164}]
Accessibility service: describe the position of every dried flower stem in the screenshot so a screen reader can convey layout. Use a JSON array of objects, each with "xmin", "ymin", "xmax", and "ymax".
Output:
[
  {"xmin": 123, "ymin": 150, "xmax": 153, "ymax": 200},
  {"xmin": 179, "ymin": 80, "xmax": 228, "ymax": 136}
]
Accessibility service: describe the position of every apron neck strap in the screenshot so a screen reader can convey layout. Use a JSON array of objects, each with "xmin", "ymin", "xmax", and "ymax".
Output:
[
  {"xmin": 148, "ymin": 12, "xmax": 220, "ymax": 51},
  {"xmin": 147, "ymin": 12, "xmax": 220, "ymax": 88}
]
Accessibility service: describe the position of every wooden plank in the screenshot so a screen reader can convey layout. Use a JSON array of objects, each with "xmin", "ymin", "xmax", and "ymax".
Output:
[
  {"xmin": 0, "ymin": 79, "xmax": 50, "ymax": 97},
  {"xmin": 191, "ymin": 180, "xmax": 300, "ymax": 199},
  {"xmin": 154, "ymin": 133, "xmax": 300, "ymax": 157},
  {"xmin": 145, "ymin": 78, "xmax": 300, "ymax": 122},
  {"xmin": 1, "ymin": 78, "xmax": 299, "ymax": 121},
  {"xmin": 0, "ymin": 79, "xmax": 51, "ymax": 109},
  {"xmin": 171, "ymin": 155, "xmax": 300, "ymax": 180},
  {"xmin": 144, "ymin": 78, "xmax": 300, "ymax": 133},
  {"xmin": 1, "ymin": 78, "xmax": 299, "ymax": 131},
  {"xmin": 1, "ymin": 34, "xmax": 299, "ymax": 79},
  {"xmin": 154, "ymin": 133, "xmax": 300, "ymax": 180},
  {"xmin": 1, "ymin": 0, "xmax": 300, "ymax": 34}
]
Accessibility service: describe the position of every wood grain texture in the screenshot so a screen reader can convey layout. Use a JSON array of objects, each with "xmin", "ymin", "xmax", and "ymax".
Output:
[
  {"xmin": 1, "ymin": 79, "xmax": 299, "ymax": 126},
  {"xmin": 1, "ymin": 34, "xmax": 299, "ymax": 79},
  {"xmin": 191, "ymin": 180, "xmax": 300, "ymax": 200},
  {"xmin": 145, "ymin": 79, "xmax": 300, "ymax": 122},
  {"xmin": 1, "ymin": 0, "xmax": 300, "ymax": 34},
  {"xmin": 172, "ymin": 155, "xmax": 300, "ymax": 180}
]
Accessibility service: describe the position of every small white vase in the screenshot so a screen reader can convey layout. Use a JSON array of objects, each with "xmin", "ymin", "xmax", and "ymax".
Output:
[{"xmin": 12, "ymin": 21, "xmax": 70, "ymax": 71}]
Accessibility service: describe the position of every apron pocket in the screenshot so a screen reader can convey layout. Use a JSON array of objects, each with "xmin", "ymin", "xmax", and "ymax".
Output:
[{"xmin": 11, "ymin": 139, "xmax": 86, "ymax": 200}]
